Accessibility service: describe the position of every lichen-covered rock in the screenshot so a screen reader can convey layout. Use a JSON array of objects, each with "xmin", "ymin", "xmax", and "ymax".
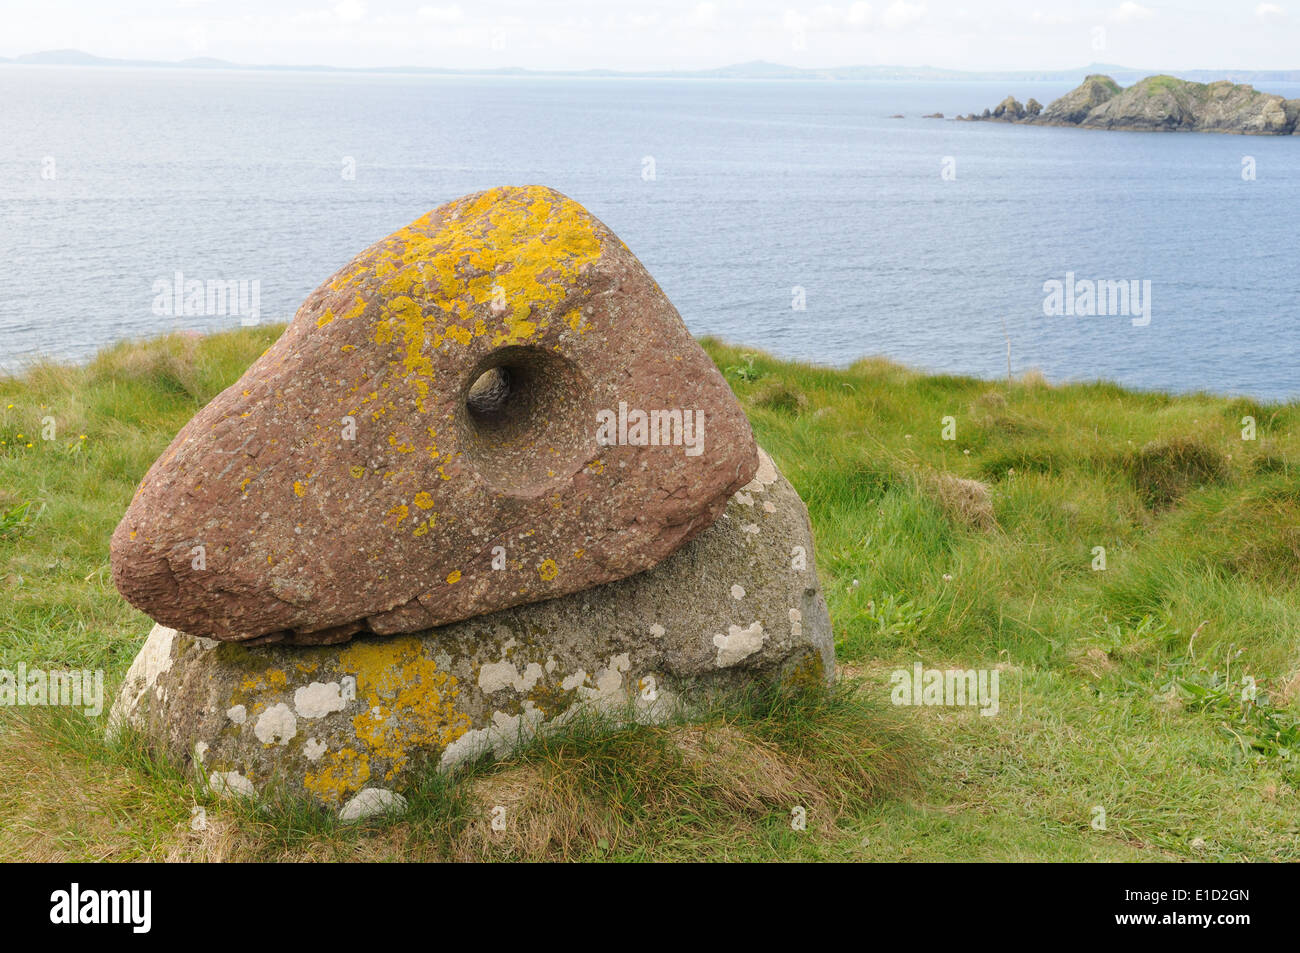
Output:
[
  {"xmin": 109, "ymin": 449, "xmax": 833, "ymax": 812},
  {"xmin": 110, "ymin": 185, "xmax": 757, "ymax": 645}
]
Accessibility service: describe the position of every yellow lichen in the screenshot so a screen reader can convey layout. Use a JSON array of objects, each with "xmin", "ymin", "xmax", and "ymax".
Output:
[
  {"xmin": 337, "ymin": 637, "xmax": 473, "ymax": 783},
  {"xmin": 538, "ymin": 559, "xmax": 559, "ymax": 582},
  {"xmin": 303, "ymin": 747, "xmax": 371, "ymax": 805},
  {"xmin": 335, "ymin": 187, "xmax": 604, "ymax": 415}
]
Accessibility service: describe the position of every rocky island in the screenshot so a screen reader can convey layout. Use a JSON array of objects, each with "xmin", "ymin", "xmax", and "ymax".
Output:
[{"xmin": 958, "ymin": 74, "xmax": 1300, "ymax": 135}]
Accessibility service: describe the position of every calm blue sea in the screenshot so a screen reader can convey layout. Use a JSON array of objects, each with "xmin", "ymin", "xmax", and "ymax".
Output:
[{"xmin": 2, "ymin": 67, "xmax": 1298, "ymax": 399}]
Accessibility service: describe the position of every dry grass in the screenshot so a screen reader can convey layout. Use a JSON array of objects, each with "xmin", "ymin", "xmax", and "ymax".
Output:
[
  {"xmin": 87, "ymin": 331, "xmax": 202, "ymax": 389},
  {"xmin": 973, "ymin": 389, "xmax": 1008, "ymax": 410},
  {"xmin": 449, "ymin": 703, "xmax": 913, "ymax": 861},
  {"xmin": 0, "ymin": 681, "xmax": 918, "ymax": 863},
  {"xmin": 921, "ymin": 471, "xmax": 998, "ymax": 531},
  {"xmin": 0, "ymin": 714, "xmax": 189, "ymax": 862}
]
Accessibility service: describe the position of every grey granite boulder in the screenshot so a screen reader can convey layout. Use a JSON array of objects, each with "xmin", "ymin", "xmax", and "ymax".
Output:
[{"xmin": 108, "ymin": 448, "xmax": 833, "ymax": 814}]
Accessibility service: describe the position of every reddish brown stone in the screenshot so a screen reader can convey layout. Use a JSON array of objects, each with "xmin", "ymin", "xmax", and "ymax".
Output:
[{"xmin": 110, "ymin": 185, "xmax": 758, "ymax": 644}]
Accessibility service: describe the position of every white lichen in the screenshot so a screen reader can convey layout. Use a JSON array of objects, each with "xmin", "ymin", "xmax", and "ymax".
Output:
[
  {"xmin": 253, "ymin": 702, "xmax": 297, "ymax": 745},
  {"xmin": 293, "ymin": 681, "xmax": 347, "ymax": 718},
  {"xmin": 478, "ymin": 659, "xmax": 519, "ymax": 693},
  {"xmin": 713, "ymin": 622, "xmax": 767, "ymax": 667},
  {"xmin": 338, "ymin": 787, "xmax": 407, "ymax": 822},
  {"xmin": 208, "ymin": 770, "xmax": 255, "ymax": 798},
  {"xmin": 740, "ymin": 448, "xmax": 779, "ymax": 493}
]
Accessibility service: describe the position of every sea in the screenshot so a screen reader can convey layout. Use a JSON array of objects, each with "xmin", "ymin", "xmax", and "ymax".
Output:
[{"xmin": 2, "ymin": 66, "xmax": 1298, "ymax": 399}]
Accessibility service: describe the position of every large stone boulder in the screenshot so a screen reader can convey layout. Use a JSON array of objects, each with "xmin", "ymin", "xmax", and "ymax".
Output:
[
  {"xmin": 110, "ymin": 185, "xmax": 757, "ymax": 645},
  {"xmin": 109, "ymin": 449, "xmax": 834, "ymax": 813}
]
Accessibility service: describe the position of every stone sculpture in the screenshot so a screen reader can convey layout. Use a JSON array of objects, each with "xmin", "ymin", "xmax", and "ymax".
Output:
[{"xmin": 109, "ymin": 186, "xmax": 836, "ymax": 815}]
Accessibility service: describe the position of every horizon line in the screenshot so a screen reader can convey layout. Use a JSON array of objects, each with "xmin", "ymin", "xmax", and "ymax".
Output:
[{"xmin": 6, "ymin": 48, "xmax": 1300, "ymax": 80}]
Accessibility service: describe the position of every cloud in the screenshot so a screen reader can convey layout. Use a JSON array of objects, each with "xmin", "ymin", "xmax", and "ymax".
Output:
[
  {"xmin": 779, "ymin": 2, "xmax": 927, "ymax": 34},
  {"xmin": 1255, "ymin": 3, "xmax": 1286, "ymax": 20},
  {"xmin": 1030, "ymin": 10, "xmax": 1075, "ymax": 26},
  {"xmin": 881, "ymin": 1, "xmax": 926, "ymax": 30},
  {"xmin": 687, "ymin": 2, "xmax": 721, "ymax": 28},
  {"xmin": 783, "ymin": 5, "xmax": 874, "ymax": 33},
  {"xmin": 416, "ymin": 5, "xmax": 465, "ymax": 25},
  {"xmin": 846, "ymin": 2, "xmax": 873, "ymax": 27},
  {"xmin": 1108, "ymin": 2, "xmax": 1155, "ymax": 23},
  {"xmin": 332, "ymin": 0, "xmax": 365, "ymax": 25},
  {"xmin": 290, "ymin": 0, "xmax": 365, "ymax": 28}
]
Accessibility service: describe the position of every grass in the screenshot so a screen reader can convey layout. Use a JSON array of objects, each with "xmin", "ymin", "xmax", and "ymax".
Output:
[{"xmin": 2, "ymin": 327, "xmax": 1299, "ymax": 861}]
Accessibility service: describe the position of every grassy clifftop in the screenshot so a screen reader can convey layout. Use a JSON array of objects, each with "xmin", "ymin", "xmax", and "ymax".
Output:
[{"xmin": 2, "ymin": 328, "xmax": 1298, "ymax": 861}]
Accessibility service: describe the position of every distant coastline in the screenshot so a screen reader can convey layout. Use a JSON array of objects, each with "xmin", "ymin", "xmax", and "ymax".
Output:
[{"xmin": 6, "ymin": 48, "xmax": 1300, "ymax": 87}]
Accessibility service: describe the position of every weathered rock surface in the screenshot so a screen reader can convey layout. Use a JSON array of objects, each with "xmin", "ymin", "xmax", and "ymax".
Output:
[
  {"xmin": 991, "ymin": 96, "xmax": 1024, "ymax": 120},
  {"xmin": 111, "ymin": 186, "xmax": 757, "ymax": 645},
  {"xmin": 109, "ymin": 449, "xmax": 834, "ymax": 812},
  {"xmin": 1039, "ymin": 74, "xmax": 1120, "ymax": 124},
  {"xmin": 960, "ymin": 74, "xmax": 1300, "ymax": 135},
  {"xmin": 1083, "ymin": 76, "xmax": 1296, "ymax": 133}
]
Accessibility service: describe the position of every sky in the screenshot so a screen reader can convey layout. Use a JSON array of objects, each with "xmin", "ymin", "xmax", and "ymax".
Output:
[{"xmin": 1, "ymin": 0, "xmax": 1296, "ymax": 73}]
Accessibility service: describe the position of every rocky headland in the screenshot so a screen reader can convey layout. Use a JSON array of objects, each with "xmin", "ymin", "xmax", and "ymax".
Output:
[{"xmin": 958, "ymin": 74, "xmax": 1300, "ymax": 135}]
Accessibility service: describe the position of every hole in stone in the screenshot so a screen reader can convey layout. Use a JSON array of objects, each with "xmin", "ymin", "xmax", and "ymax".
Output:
[{"xmin": 458, "ymin": 345, "xmax": 596, "ymax": 495}]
